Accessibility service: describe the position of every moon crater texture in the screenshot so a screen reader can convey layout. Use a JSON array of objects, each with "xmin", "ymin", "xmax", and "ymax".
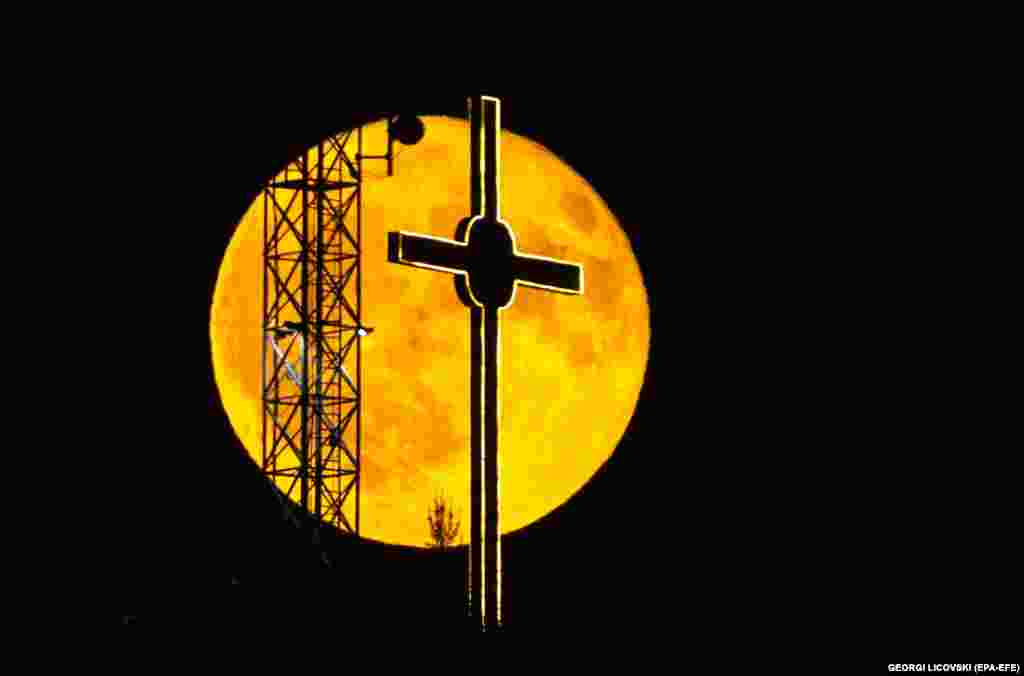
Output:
[{"xmin": 210, "ymin": 116, "xmax": 650, "ymax": 547}]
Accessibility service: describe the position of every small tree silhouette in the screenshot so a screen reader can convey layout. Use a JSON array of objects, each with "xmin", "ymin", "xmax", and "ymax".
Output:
[{"xmin": 426, "ymin": 495, "xmax": 461, "ymax": 549}]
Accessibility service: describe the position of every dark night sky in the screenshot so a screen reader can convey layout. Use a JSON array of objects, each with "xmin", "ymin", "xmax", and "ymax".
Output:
[{"xmin": 105, "ymin": 76, "xmax": 1014, "ymax": 650}]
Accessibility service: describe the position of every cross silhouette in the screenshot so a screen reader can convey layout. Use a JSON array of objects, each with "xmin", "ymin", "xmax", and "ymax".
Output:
[{"xmin": 388, "ymin": 96, "xmax": 583, "ymax": 629}]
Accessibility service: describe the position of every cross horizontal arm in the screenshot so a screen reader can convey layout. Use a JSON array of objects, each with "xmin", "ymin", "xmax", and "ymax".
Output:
[
  {"xmin": 512, "ymin": 254, "xmax": 584, "ymax": 295},
  {"xmin": 388, "ymin": 231, "xmax": 470, "ymax": 274}
]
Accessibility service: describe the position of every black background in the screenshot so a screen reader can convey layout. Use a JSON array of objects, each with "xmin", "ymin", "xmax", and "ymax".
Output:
[{"xmin": 103, "ymin": 74, "xmax": 1014, "ymax": 651}]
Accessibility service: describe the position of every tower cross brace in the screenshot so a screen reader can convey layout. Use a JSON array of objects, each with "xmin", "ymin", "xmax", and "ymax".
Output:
[{"xmin": 388, "ymin": 95, "xmax": 583, "ymax": 629}]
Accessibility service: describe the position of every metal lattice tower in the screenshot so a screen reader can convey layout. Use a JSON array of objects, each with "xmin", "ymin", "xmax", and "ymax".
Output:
[{"xmin": 262, "ymin": 129, "xmax": 367, "ymax": 537}]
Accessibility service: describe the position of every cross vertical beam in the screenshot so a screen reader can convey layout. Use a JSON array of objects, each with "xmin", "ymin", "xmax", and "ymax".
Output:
[
  {"xmin": 388, "ymin": 95, "xmax": 583, "ymax": 630},
  {"xmin": 482, "ymin": 303, "xmax": 499, "ymax": 626},
  {"xmin": 472, "ymin": 95, "xmax": 500, "ymax": 629}
]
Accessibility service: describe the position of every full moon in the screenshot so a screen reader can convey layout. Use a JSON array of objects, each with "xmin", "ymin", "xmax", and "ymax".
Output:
[{"xmin": 210, "ymin": 116, "xmax": 650, "ymax": 547}]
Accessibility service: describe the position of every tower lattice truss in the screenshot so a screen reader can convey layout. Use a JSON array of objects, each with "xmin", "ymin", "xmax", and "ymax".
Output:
[{"xmin": 262, "ymin": 130, "xmax": 364, "ymax": 534}]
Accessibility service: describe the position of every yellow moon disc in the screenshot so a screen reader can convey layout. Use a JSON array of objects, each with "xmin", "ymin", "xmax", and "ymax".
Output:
[{"xmin": 210, "ymin": 116, "xmax": 650, "ymax": 547}]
